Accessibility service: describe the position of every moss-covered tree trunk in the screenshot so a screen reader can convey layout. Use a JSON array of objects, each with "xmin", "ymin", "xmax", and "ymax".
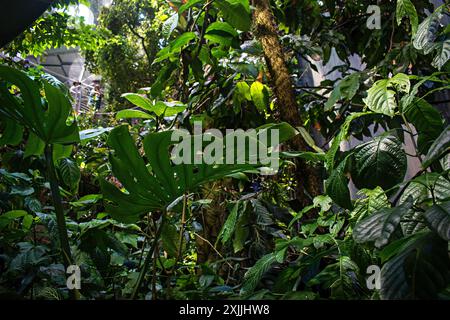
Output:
[{"xmin": 253, "ymin": 0, "xmax": 322, "ymax": 207}]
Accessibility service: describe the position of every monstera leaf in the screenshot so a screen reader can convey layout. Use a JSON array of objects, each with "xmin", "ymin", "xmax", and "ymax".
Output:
[
  {"xmin": 102, "ymin": 123, "xmax": 295, "ymax": 223},
  {"xmin": 0, "ymin": 65, "xmax": 79, "ymax": 145}
]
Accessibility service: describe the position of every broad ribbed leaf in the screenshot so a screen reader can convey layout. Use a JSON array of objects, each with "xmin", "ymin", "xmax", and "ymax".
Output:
[
  {"xmin": 350, "ymin": 187, "xmax": 390, "ymax": 223},
  {"xmin": 413, "ymin": 8, "xmax": 443, "ymax": 53},
  {"xmin": 241, "ymin": 253, "xmax": 277, "ymax": 293},
  {"xmin": 352, "ymin": 134, "xmax": 407, "ymax": 190},
  {"xmin": 324, "ymin": 73, "xmax": 361, "ymax": 111},
  {"xmin": 432, "ymin": 40, "xmax": 450, "ymax": 70},
  {"xmin": 325, "ymin": 112, "xmax": 372, "ymax": 170},
  {"xmin": 423, "ymin": 201, "xmax": 450, "ymax": 241},
  {"xmin": 58, "ymin": 158, "xmax": 81, "ymax": 192},
  {"xmin": 422, "ymin": 125, "xmax": 450, "ymax": 168},
  {"xmin": 363, "ymin": 73, "xmax": 410, "ymax": 117},
  {"xmin": 325, "ymin": 156, "xmax": 352, "ymax": 210},
  {"xmin": 217, "ymin": 202, "xmax": 240, "ymax": 244},
  {"xmin": 403, "ymin": 99, "xmax": 444, "ymax": 154},
  {"xmin": 380, "ymin": 232, "xmax": 450, "ymax": 299},
  {"xmin": 206, "ymin": 21, "xmax": 238, "ymax": 37},
  {"xmin": 121, "ymin": 93, "xmax": 154, "ymax": 111},
  {"xmin": 353, "ymin": 197, "xmax": 413, "ymax": 248}
]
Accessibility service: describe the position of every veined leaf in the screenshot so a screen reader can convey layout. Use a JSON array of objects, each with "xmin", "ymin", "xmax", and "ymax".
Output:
[
  {"xmin": 162, "ymin": 13, "xmax": 178, "ymax": 38},
  {"xmin": 241, "ymin": 253, "xmax": 277, "ymax": 294},
  {"xmin": 396, "ymin": 0, "xmax": 418, "ymax": 34},
  {"xmin": 58, "ymin": 158, "xmax": 81, "ymax": 192},
  {"xmin": 413, "ymin": 7, "xmax": 443, "ymax": 53},
  {"xmin": 0, "ymin": 117, "xmax": 23, "ymax": 146},
  {"xmin": 325, "ymin": 156, "xmax": 352, "ymax": 210},
  {"xmin": 353, "ymin": 197, "xmax": 413, "ymax": 248},
  {"xmin": 432, "ymin": 39, "xmax": 450, "ymax": 71},
  {"xmin": 363, "ymin": 73, "xmax": 410, "ymax": 117},
  {"xmin": 350, "ymin": 187, "xmax": 390, "ymax": 223},
  {"xmin": 422, "ymin": 125, "xmax": 450, "ymax": 168},
  {"xmin": 351, "ymin": 134, "xmax": 407, "ymax": 190},
  {"xmin": 206, "ymin": 21, "xmax": 238, "ymax": 37},
  {"xmin": 121, "ymin": 93, "xmax": 154, "ymax": 111},
  {"xmin": 324, "ymin": 73, "xmax": 361, "ymax": 111},
  {"xmin": 325, "ymin": 112, "xmax": 372, "ymax": 171},
  {"xmin": 116, "ymin": 109, "xmax": 154, "ymax": 120},
  {"xmin": 423, "ymin": 201, "xmax": 450, "ymax": 241},
  {"xmin": 217, "ymin": 202, "xmax": 241, "ymax": 244},
  {"xmin": 403, "ymin": 99, "xmax": 444, "ymax": 154},
  {"xmin": 380, "ymin": 232, "xmax": 450, "ymax": 299},
  {"xmin": 250, "ymin": 81, "xmax": 269, "ymax": 112}
]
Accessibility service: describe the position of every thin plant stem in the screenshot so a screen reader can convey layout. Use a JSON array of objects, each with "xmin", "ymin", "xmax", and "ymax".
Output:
[{"xmin": 44, "ymin": 144, "xmax": 79, "ymax": 300}]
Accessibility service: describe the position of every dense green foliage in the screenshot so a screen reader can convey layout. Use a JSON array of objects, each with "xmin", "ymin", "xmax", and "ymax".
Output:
[{"xmin": 0, "ymin": 0, "xmax": 449, "ymax": 300}]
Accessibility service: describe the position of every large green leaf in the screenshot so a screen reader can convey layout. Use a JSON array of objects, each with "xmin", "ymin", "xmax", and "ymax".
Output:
[
  {"xmin": 206, "ymin": 21, "xmax": 238, "ymax": 38},
  {"xmin": 241, "ymin": 253, "xmax": 277, "ymax": 294},
  {"xmin": 431, "ymin": 39, "xmax": 450, "ymax": 70},
  {"xmin": 0, "ymin": 117, "xmax": 23, "ymax": 146},
  {"xmin": 350, "ymin": 187, "xmax": 390, "ymax": 223},
  {"xmin": 353, "ymin": 197, "xmax": 413, "ymax": 248},
  {"xmin": 325, "ymin": 156, "xmax": 352, "ymax": 210},
  {"xmin": 0, "ymin": 65, "xmax": 79, "ymax": 144},
  {"xmin": 58, "ymin": 158, "xmax": 81, "ymax": 192},
  {"xmin": 116, "ymin": 109, "xmax": 154, "ymax": 120},
  {"xmin": 121, "ymin": 93, "xmax": 186, "ymax": 117},
  {"xmin": 412, "ymin": 6, "xmax": 448, "ymax": 70},
  {"xmin": 380, "ymin": 232, "xmax": 450, "ymax": 299},
  {"xmin": 102, "ymin": 124, "xmax": 293, "ymax": 223},
  {"xmin": 250, "ymin": 81, "xmax": 269, "ymax": 112},
  {"xmin": 121, "ymin": 93, "xmax": 154, "ymax": 111},
  {"xmin": 324, "ymin": 73, "xmax": 361, "ymax": 111},
  {"xmin": 351, "ymin": 134, "xmax": 407, "ymax": 190},
  {"xmin": 325, "ymin": 112, "xmax": 372, "ymax": 170},
  {"xmin": 217, "ymin": 201, "xmax": 241, "ymax": 245},
  {"xmin": 154, "ymin": 32, "xmax": 197, "ymax": 63},
  {"xmin": 403, "ymin": 99, "xmax": 444, "ymax": 154},
  {"xmin": 413, "ymin": 8, "xmax": 443, "ymax": 53},
  {"xmin": 363, "ymin": 73, "xmax": 410, "ymax": 117},
  {"xmin": 214, "ymin": 0, "xmax": 251, "ymax": 32},
  {"xmin": 422, "ymin": 125, "xmax": 450, "ymax": 168},
  {"xmin": 423, "ymin": 201, "xmax": 450, "ymax": 241}
]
